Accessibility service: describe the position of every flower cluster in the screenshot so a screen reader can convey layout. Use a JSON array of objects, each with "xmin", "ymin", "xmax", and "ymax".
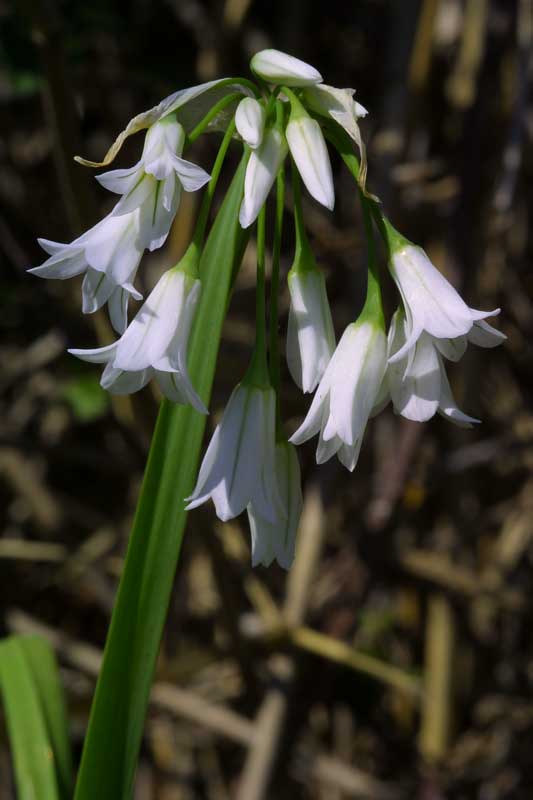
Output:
[{"xmin": 30, "ymin": 49, "xmax": 505, "ymax": 569}]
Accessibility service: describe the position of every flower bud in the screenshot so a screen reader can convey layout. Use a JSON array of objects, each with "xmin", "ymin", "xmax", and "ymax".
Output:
[
  {"xmin": 286, "ymin": 108, "xmax": 334, "ymax": 210},
  {"xmin": 250, "ymin": 49, "xmax": 322, "ymax": 87},
  {"xmin": 235, "ymin": 97, "xmax": 265, "ymax": 149}
]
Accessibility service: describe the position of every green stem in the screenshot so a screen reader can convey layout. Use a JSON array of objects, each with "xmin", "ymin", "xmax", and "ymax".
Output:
[
  {"xmin": 188, "ymin": 119, "xmax": 238, "ymax": 259},
  {"xmin": 281, "ymin": 86, "xmax": 305, "ymax": 118},
  {"xmin": 358, "ymin": 193, "xmax": 384, "ymax": 325},
  {"xmin": 269, "ymin": 163, "xmax": 285, "ymax": 398},
  {"xmin": 245, "ymin": 206, "xmax": 270, "ymax": 387},
  {"xmin": 291, "ymin": 164, "xmax": 313, "ymax": 265},
  {"xmin": 187, "ymin": 92, "xmax": 242, "ymax": 144},
  {"xmin": 323, "ymin": 121, "xmax": 385, "ymax": 323}
]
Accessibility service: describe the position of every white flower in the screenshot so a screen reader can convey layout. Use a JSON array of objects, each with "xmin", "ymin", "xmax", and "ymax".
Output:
[
  {"xmin": 96, "ymin": 115, "xmax": 211, "ymax": 251},
  {"xmin": 69, "ymin": 267, "xmax": 206, "ymax": 412},
  {"xmin": 239, "ymin": 126, "xmax": 288, "ymax": 228},
  {"xmin": 287, "ymin": 267, "xmax": 335, "ymax": 393},
  {"xmin": 290, "ymin": 320, "xmax": 387, "ymax": 471},
  {"xmin": 286, "ymin": 104, "xmax": 334, "ymax": 210},
  {"xmin": 247, "ymin": 441, "xmax": 302, "ymax": 569},
  {"xmin": 250, "ymin": 49, "xmax": 322, "ymax": 87},
  {"xmin": 303, "ymin": 83, "xmax": 368, "ymax": 186},
  {"xmin": 385, "ymin": 308, "xmax": 505, "ymax": 427},
  {"xmin": 235, "ymin": 97, "xmax": 265, "ymax": 149},
  {"xmin": 29, "ymin": 210, "xmax": 144, "ymax": 333},
  {"xmin": 186, "ymin": 383, "xmax": 283, "ymax": 521},
  {"xmin": 389, "ymin": 243, "xmax": 499, "ymax": 364}
]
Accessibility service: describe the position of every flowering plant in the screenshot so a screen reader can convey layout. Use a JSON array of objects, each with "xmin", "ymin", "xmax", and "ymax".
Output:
[{"xmin": 28, "ymin": 49, "xmax": 504, "ymax": 798}]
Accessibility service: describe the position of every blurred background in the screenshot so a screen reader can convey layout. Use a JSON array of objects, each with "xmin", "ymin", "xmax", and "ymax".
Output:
[{"xmin": 1, "ymin": 0, "xmax": 533, "ymax": 797}]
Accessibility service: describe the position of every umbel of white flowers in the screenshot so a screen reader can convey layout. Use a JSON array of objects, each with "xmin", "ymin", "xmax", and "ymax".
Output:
[{"xmin": 28, "ymin": 48, "xmax": 505, "ymax": 569}]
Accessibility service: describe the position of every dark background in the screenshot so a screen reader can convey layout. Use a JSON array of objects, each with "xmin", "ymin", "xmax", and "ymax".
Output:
[{"xmin": 2, "ymin": 0, "xmax": 533, "ymax": 797}]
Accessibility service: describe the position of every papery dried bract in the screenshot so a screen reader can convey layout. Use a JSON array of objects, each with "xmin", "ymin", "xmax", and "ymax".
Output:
[{"xmin": 75, "ymin": 79, "xmax": 251, "ymax": 168}]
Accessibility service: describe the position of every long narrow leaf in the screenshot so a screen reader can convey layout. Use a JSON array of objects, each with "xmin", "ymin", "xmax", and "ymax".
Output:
[
  {"xmin": 74, "ymin": 157, "xmax": 248, "ymax": 800},
  {"xmin": 18, "ymin": 636, "xmax": 74, "ymax": 799},
  {"xmin": 0, "ymin": 636, "xmax": 60, "ymax": 800}
]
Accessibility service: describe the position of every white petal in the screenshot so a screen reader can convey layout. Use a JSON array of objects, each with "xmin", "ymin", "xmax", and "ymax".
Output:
[
  {"xmin": 169, "ymin": 153, "xmax": 211, "ymax": 192},
  {"xmin": 468, "ymin": 319, "xmax": 506, "ymax": 347},
  {"xmin": 217, "ymin": 388, "xmax": 270, "ymax": 521},
  {"xmin": 96, "ymin": 163, "xmax": 144, "ymax": 195},
  {"xmin": 389, "ymin": 333, "xmax": 441, "ymax": 422},
  {"xmin": 437, "ymin": 361, "xmax": 480, "ymax": 428},
  {"xmin": 101, "ymin": 363, "xmax": 152, "ymax": 394},
  {"xmin": 114, "ymin": 268, "xmax": 186, "ymax": 371},
  {"xmin": 434, "ymin": 336, "xmax": 467, "ymax": 362},
  {"xmin": 337, "ymin": 439, "xmax": 364, "ymax": 472},
  {"xmin": 286, "ymin": 116, "xmax": 334, "ymax": 210},
  {"xmin": 316, "ymin": 429, "xmax": 341, "ymax": 464},
  {"xmin": 328, "ymin": 323, "xmax": 386, "ymax": 446},
  {"xmin": 287, "ymin": 269, "xmax": 335, "ymax": 393},
  {"xmin": 82, "ymin": 269, "xmax": 115, "ymax": 314},
  {"xmin": 303, "ymin": 85, "xmax": 367, "ymax": 168},
  {"xmin": 239, "ymin": 127, "xmax": 287, "ymax": 228},
  {"xmin": 248, "ymin": 441, "xmax": 302, "ymax": 570},
  {"xmin": 29, "ymin": 247, "xmax": 87, "ymax": 280},
  {"xmin": 138, "ymin": 176, "xmax": 181, "ymax": 252},
  {"xmin": 289, "ymin": 380, "xmax": 330, "ymax": 445},
  {"xmin": 113, "ymin": 173, "xmax": 158, "ymax": 216},
  {"xmin": 81, "ymin": 211, "xmax": 143, "ymax": 285},
  {"xmin": 68, "ymin": 341, "xmax": 118, "ymax": 364},
  {"xmin": 108, "ymin": 285, "xmax": 140, "ymax": 335},
  {"xmin": 186, "ymin": 386, "xmax": 247, "ymax": 511},
  {"xmin": 235, "ymin": 97, "xmax": 265, "ymax": 149},
  {"xmin": 143, "ymin": 116, "xmax": 186, "ymax": 180},
  {"xmin": 37, "ymin": 238, "xmax": 67, "ymax": 256},
  {"xmin": 155, "ymin": 368, "xmax": 207, "ymax": 414},
  {"xmin": 390, "ymin": 246, "xmax": 475, "ymax": 342},
  {"xmin": 250, "ymin": 49, "xmax": 322, "ymax": 87}
]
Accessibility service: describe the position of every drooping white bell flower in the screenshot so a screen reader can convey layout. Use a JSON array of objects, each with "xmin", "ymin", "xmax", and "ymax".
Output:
[
  {"xmin": 290, "ymin": 318, "xmax": 387, "ymax": 471},
  {"xmin": 388, "ymin": 237, "xmax": 499, "ymax": 364},
  {"xmin": 235, "ymin": 97, "xmax": 266, "ymax": 149},
  {"xmin": 287, "ymin": 266, "xmax": 335, "ymax": 393},
  {"xmin": 285, "ymin": 95, "xmax": 334, "ymax": 211},
  {"xmin": 29, "ymin": 209, "xmax": 145, "ymax": 333},
  {"xmin": 69, "ymin": 266, "xmax": 206, "ymax": 412},
  {"xmin": 250, "ymin": 49, "xmax": 322, "ymax": 87},
  {"xmin": 303, "ymin": 83, "xmax": 369, "ymax": 187},
  {"xmin": 247, "ymin": 440, "xmax": 302, "ymax": 569},
  {"xmin": 97, "ymin": 115, "xmax": 211, "ymax": 252},
  {"xmin": 385, "ymin": 308, "xmax": 505, "ymax": 427},
  {"xmin": 239, "ymin": 126, "xmax": 288, "ymax": 229},
  {"xmin": 186, "ymin": 382, "xmax": 283, "ymax": 522}
]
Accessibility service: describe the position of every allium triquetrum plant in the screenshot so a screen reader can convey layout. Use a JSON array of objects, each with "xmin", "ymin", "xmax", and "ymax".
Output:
[{"xmin": 23, "ymin": 48, "xmax": 506, "ymax": 798}]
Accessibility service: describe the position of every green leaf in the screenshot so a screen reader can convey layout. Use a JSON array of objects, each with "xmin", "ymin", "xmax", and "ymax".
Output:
[
  {"xmin": 0, "ymin": 637, "xmax": 62, "ymax": 800},
  {"xmin": 18, "ymin": 637, "xmax": 74, "ymax": 799},
  {"xmin": 74, "ymin": 157, "xmax": 248, "ymax": 800}
]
